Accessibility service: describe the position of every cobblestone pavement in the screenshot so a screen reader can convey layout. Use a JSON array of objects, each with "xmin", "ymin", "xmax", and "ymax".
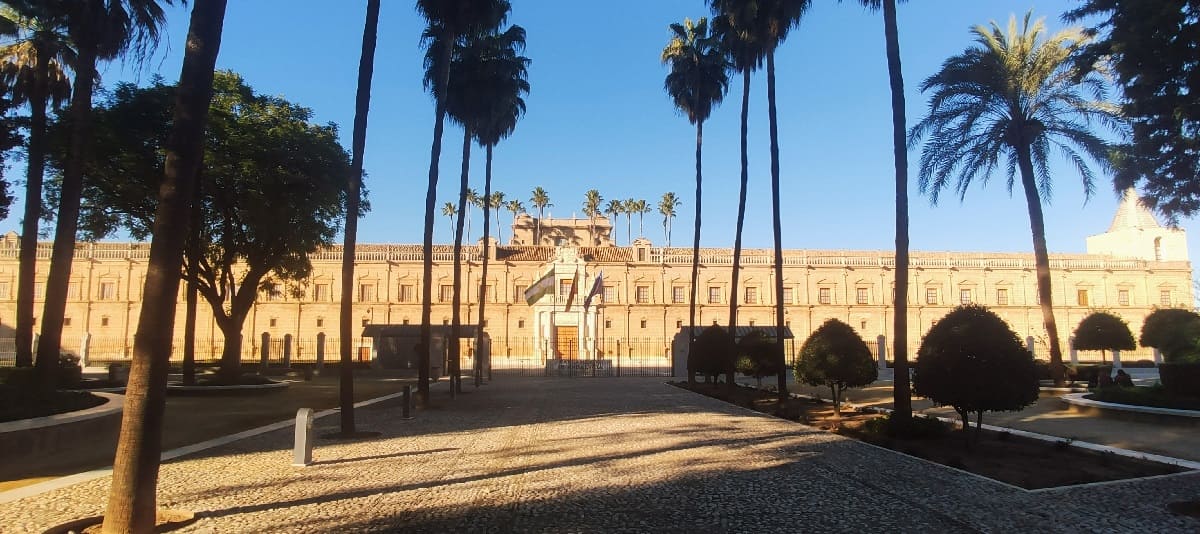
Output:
[{"xmin": 7, "ymin": 378, "xmax": 1200, "ymax": 533}]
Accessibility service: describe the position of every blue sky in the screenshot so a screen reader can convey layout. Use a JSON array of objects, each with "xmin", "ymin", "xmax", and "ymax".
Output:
[{"xmin": 5, "ymin": 0, "xmax": 1196, "ymax": 260}]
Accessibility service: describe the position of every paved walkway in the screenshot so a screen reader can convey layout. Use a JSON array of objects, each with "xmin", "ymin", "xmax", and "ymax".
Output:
[{"xmin": 7, "ymin": 378, "xmax": 1200, "ymax": 532}]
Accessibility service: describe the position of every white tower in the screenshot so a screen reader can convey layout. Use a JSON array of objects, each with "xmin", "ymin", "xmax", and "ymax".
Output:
[{"xmin": 1086, "ymin": 189, "xmax": 1189, "ymax": 262}]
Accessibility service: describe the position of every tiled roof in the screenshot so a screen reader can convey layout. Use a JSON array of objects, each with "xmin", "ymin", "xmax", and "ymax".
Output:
[
  {"xmin": 497, "ymin": 246, "xmax": 555, "ymax": 262},
  {"xmin": 580, "ymin": 247, "xmax": 633, "ymax": 262}
]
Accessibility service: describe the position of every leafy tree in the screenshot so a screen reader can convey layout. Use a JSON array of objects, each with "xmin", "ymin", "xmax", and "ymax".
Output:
[
  {"xmin": 843, "ymin": 0, "xmax": 914, "ymax": 427},
  {"xmin": 737, "ymin": 330, "xmax": 784, "ymax": 389},
  {"xmin": 529, "ymin": 186, "xmax": 551, "ymax": 244},
  {"xmin": 913, "ymin": 305, "xmax": 1039, "ymax": 444},
  {"xmin": 1139, "ymin": 308, "xmax": 1200, "ymax": 363},
  {"xmin": 909, "ymin": 13, "xmax": 1119, "ymax": 386},
  {"xmin": 101, "ymin": 0, "xmax": 226, "ymax": 530},
  {"xmin": 56, "ymin": 71, "xmax": 352, "ymax": 381},
  {"xmin": 795, "ymin": 319, "xmax": 877, "ymax": 416},
  {"xmin": 416, "ymin": 0, "xmax": 510, "ymax": 406},
  {"xmin": 657, "ymin": 191, "xmax": 681, "ymax": 248},
  {"xmin": 691, "ymin": 325, "xmax": 736, "ymax": 383},
  {"xmin": 662, "ymin": 16, "xmax": 729, "ymax": 384},
  {"xmin": 0, "ymin": 0, "xmax": 74, "ymax": 369},
  {"xmin": 1072, "ymin": 311, "xmax": 1135, "ymax": 364},
  {"xmin": 1065, "ymin": 1, "xmax": 1200, "ymax": 220},
  {"xmin": 337, "ymin": 0, "xmax": 381, "ymax": 436},
  {"xmin": 36, "ymin": 0, "xmax": 175, "ymax": 391}
]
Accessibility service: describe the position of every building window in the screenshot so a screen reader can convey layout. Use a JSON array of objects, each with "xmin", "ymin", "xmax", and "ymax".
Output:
[
  {"xmin": 676, "ymin": 320, "xmax": 683, "ymax": 329},
  {"xmin": 34, "ymin": 282, "xmax": 44, "ymax": 299},
  {"xmin": 782, "ymin": 287, "xmax": 793, "ymax": 304},
  {"xmin": 708, "ymin": 286, "xmax": 721, "ymax": 304},
  {"xmin": 402, "ymin": 318, "xmax": 410, "ymax": 325},
  {"xmin": 636, "ymin": 285, "xmax": 650, "ymax": 304},
  {"xmin": 269, "ymin": 318, "xmax": 277, "ymax": 327},
  {"xmin": 1077, "ymin": 289, "xmax": 1089, "ymax": 307},
  {"xmin": 637, "ymin": 248, "xmax": 647, "ymax": 262},
  {"xmin": 604, "ymin": 320, "xmax": 612, "ymax": 328},
  {"xmin": 100, "ymin": 316, "xmax": 109, "ymax": 327},
  {"xmin": 1161, "ymin": 290, "xmax": 1172, "ymax": 306},
  {"xmin": 440, "ymin": 284, "xmax": 454, "ymax": 302},
  {"xmin": 672, "ymin": 286, "xmax": 686, "ymax": 304},
  {"xmin": 316, "ymin": 318, "xmax": 324, "ymax": 328},
  {"xmin": 364, "ymin": 318, "xmax": 371, "ymax": 327},
  {"xmin": 358, "ymin": 283, "xmax": 376, "ymax": 302},
  {"xmin": 745, "ymin": 287, "xmax": 758, "ymax": 304},
  {"xmin": 1154, "ymin": 237, "xmax": 1163, "ymax": 261},
  {"xmin": 482, "ymin": 319, "xmax": 488, "ymax": 327},
  {"xmin": 640, "ymin": 319, "xmax": 647, "ymax": 329},
  {"xmin": 925, "ymin": 287, "xmax": 938, "ymax": 305},
  {"xmin": 997, "ymin": 288, "xmax": 1009, "ymax": 306},
  {"xmin": 518, "ymin": 319, "xmax": 525, "ymax": 328},
  {"xmin": 513, "ymin": 285, "xmax": 527, "ymax": 302},
  {"xmin": 1118, "ymin": 289, "xmax": 1129, "ymax": 306},
  {"xmin": 398, "ymin": 284, "xmax": 413, "ymax": 303},
  {"xmin": 559, "ymin": 278, "xmax": 573, "ymax": 297},
  {"xmin": 603, "ymin": 286, "xmax": 616, "ymax": 303},
  {"xmin": 98, "ymin": 281, "xmax": 116, "ymax": 300},
  {"xmin": 960, "ymin": 289, "xmax": 971, "ymax": 305},
  {"xmin": 68, "ymin": 281, "xmax": 81, "ymax": 300},
  {"xmin": 748, "ymin": 319, "xmax": 756, "ymax": 327},
  {"xmin": 857, "ymin": 287, "xmax": 869, "ymax": 305},
  {"xmin": 265, "ymin": 284, "xmax": 283, "ymax": 301},
  {"xmin": 818, "ymin": 287, "xmax": 831, "ymax": 305},
  {"xmin": 63, "ymin": 317, "xmax": 71, "ymax": 327},
  {"xmin": 313, "ymin": 283, "xmax": 330, "ymax": 302},
  {"xmin": 479, "ymin": 284, "xmax": 492, "ymax": 302},
  {"xmin": 0, "ymin": 281, "xmax": 8, "ymax": 300},
  {"xmin": 860, "ymin": 320, "xmax": 867, "ymax": 330}
]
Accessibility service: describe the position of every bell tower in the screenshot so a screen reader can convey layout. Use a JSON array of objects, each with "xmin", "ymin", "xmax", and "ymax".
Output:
[{"xmin": 1086, "ymin": 189, "xmax": 1188, "ymax": 262}]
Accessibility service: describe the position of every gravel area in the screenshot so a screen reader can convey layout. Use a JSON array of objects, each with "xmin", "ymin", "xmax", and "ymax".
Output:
[{"xmin": 6, "ymin": 377, "xmax": 1199, "ymax": 533}]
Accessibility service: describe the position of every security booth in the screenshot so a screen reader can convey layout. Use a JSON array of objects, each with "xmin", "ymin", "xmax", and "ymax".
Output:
[{"xmin": 361, "ymin": 324, "xmax": 489, "ymax": 378}]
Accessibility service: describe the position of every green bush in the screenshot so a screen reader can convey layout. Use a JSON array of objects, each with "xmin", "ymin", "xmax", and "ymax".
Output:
[
  {"xmin": 57, "ymin": 354, "xmax": 82, "ymax": 388},
  {"xmin": 1158, "ymin": 362, "xmax": 1200, "ymax": 398},
  {"xmin": 1139, "ymin": 308, "xmax": 1200, "ymax": 363},
  {"xmin": 735, "ymin": 331, "xmax": 783, "ymax": 387},
  {"xmin": 864, "ymin": 412, "xmax": 948, "ymax": 439},
  {"xmin": 1073, "ymin": 312, "xmax": 1135, "ymax": 364},
  {"xmin": 913, "ymin": 305, "xmax": 1039, "ymax": 444},
  {"xmin": 689, "ymin": 326, "xmax": 735, "ymax": 383},
  {"xmin": 795, "ymin": 319, "xmax": 877, "ymax": 415}
]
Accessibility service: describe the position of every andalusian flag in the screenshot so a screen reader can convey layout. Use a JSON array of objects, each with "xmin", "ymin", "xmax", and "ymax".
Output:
[
  {"xmin": 523, "ymin": 270, "xmax": 555, "ymax": 305},
  {"xmin": 563, "ymin": 270, "xmax": 580, "ymax": 311},
  {"xmin": 583, "ymin": 271, "xmax": 604, "ymax": 309}
]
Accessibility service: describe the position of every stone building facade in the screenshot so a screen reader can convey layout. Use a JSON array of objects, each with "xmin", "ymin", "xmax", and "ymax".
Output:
[{"xmin": 0, "ymin": 191, "xmax": 1191, "ymax": 364}]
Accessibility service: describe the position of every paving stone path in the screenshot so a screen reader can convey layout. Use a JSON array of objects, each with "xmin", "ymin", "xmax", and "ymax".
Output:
[{"xmin": 7, "ymin": 378, "xmax": 1200, "ymax": 533}]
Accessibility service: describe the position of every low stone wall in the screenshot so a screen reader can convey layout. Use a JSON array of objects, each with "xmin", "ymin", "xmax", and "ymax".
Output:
[
  {"xmin": 0, "ymin": 392, "xmax": 124, "ymax": 466},
  {"xmin": 1059, "ymin": 393, "xmax": 1200, "ymax": 427}
]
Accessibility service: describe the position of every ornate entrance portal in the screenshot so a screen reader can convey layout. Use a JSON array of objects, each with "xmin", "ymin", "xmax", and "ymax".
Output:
[{"xmin": 555, "ymin": 326, "xmax": 578, "ymax": 360}]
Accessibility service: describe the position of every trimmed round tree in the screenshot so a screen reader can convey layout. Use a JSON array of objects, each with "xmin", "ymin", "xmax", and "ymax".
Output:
[
  {"xmin": 736, "ymin": 330, "xmax": 784, "ymax": 389},
  {"xmin": 1139, "ymin": 308, "xmax": 1200, "ymax": 363},
  {"xmin": 1073, "ymin": 312, "xmax": 1136, "ymax": 364},
  {"xmin": 913, "ymin": 305, "xmax": 1038, "ymax": 442},
  {"xmin": 795, "ymin": 319, "xmax": 877, "ymax": 415},
  {"xmin": 691, "ymin": 326, "xmax": 735, "ymax": 384}
]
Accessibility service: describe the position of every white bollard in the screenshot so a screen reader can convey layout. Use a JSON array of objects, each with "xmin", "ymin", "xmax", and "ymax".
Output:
[
  {"xmin": 1153, "ymin": 348, "xmax": 1163, "ymax": 365},
  {"xmin": 293, "ymin": 408, "xmax": 314, "ymax": 467},
  {"xmin": 1025, "ymin": 336, "xmax": 1036, "ymax": 358},
  {"xmin": 1112, "ymin": 349, "xmax": 1122, "ymax": 370}
]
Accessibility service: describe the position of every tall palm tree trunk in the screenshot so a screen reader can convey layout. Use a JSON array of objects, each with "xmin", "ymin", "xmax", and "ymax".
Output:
[
  {"xmin": 882, "ymin": 0, "xmax": 912, "ymax": 424},
  {"xmin": 103, "ymin": 1, "xmax": 228, "ymax": 530},
  {"xmin": 450, "ymin": 127, "xmax": 472, "ymax": 394},
  {"xmin": 688, "ymin": 120, "xmax": 703, "ymax": 385},
  {"xmin": 182, "ymin": 177, "xmax": 204, "ymax": 386},
  {"xmin": 339, "ymin": 0, "xmax": 380, "ymax": 433},
  {"xmin": 35, "ymin": 22, "xmax": 100, "ymax": 389},
  {"xmin": 15, "ymin": 50, "xmax": 51, "ymax": 368},
  {"xmin": 727, "ymin": 67, "xmax": 751, "ymax": 388},
  {"xmin": 766, "ymin": 51, "xmax": 788, "ymax": 398},
  {"xmin": 476, "ymin": 144, "xmax": 495, "ymax": 387},
  {"xmin": 420, "ymin": 28, "xmax": 456, "ymax": 407},
  {"xmin": 1016, "ymin": 143, "xmax": 1065, "ymax": 384}
]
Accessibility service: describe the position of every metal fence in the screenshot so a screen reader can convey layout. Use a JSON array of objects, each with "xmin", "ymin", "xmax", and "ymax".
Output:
[{"xmin": 0, "ymin": 335, "xmax": 371, "ymax": 367}]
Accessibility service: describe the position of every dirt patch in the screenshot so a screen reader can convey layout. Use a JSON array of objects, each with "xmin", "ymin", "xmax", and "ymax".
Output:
[{"xmin": 676, "ymin": 382, "xmax": 1187, "ymax": 490}]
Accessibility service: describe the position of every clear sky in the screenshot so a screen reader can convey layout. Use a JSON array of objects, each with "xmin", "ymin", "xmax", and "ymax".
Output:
[{"xmin": 5, "ymin": 0, "xmax": 1197, "ymax": 262}]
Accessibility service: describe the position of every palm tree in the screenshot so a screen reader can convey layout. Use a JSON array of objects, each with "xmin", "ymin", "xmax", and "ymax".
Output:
[
  {"xmin": 465, "ymin": 187, "xmax": 479, "ymax": 241},
  {"xmin": 658, "ymin": 192, "xmax": 681, "ymax": 248},
  {"xmin": 530, "ymin": 186, "xmax": 550, "ymax": 244},
  {"xmin": 910, "ymin": 13, "xmax": 1117, "ymax": 386},
  {"xmin": 334, "ymin": 0, "xmax": 381, "ymax": 438},
  {"xmin": 442, "ymin": 201, "xmax": 457, "ymax": 235},
  {"xmin": 662, "ymin": 16, "xmax": 729, "ymax": 384},
  {"xmin": 622, "ymin": 198, "xmax": 637, "ymax": 243},
  {"xmin": 758, "ymin": 0, "xmax": 809, "ymax": 399},
  {"xmin": 0, "ymin": 1, "xmax": 74, "ymax": 369},
  {"xmin": 36, "ymin": 0, "xmax": 174, "ymax": 388},
  {"xmin": 466, "ymin": 25, "xmax": 528, "ymax": 386},
  {"xmin": 584, "ymin": 189, "xmax": 602, "ymax": 245},
  {"xmin": 629, "ymin": 198, "xmax": 650, "ymax": 237},
  {"xmin": 489, "ymin": 190, "xmax": 505, "ymax": 242},
  {"xmin": 102, "ymin": 0, "xmax": 228, "ymax": 530},
  {"xmin": 505, "ymin": 198, "xmax": 525, "ymax": 243},
  {"xmin": 848, "ymin": 0, "xmax": 913, "ymax": 425},
  {"xmin": 417, "ymin": 0, "xmax": 510, "ymax": 406},
  {"xmin": 603, "ymin": 198, "xmax": 621, "ymax": 245}
]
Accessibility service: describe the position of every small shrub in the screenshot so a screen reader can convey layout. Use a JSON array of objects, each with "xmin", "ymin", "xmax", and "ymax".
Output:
[
  {"xmin": 735, "ymin": 331, "xmax": 783, "ymax": 387},
  {"xmin": 57, "ymin": 354, "xmax": 82, "ymax": 388},
  {"xmin": 689, "ymin": 326, "xmax": 735, "ymax": 383},
  {"xmin": 864, "ymin": 412, "xmax": 947, "ymax": 439},
  {"xmin": 1139, "ymin": 308, "xmax": 1200, "ymax": 363},
  {"xmin": 1053, "ymin": 438, "xmax": 1075, "ymax": 452},
  {"xmin": 795, "ymin": 319, "xmax": 877, "ymax": 416},
  {"xmin": 1073, "ymin": 311, "xmax": 1136, "ymax": 364},
  {"xmin": 913, "ymin": 305, "xmax": 1039, "ymax": 445}
]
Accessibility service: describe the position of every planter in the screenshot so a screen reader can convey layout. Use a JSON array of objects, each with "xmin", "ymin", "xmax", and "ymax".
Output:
[{"xmin": 0, "ymin": 392, "xmax": 123, "ymax": 468}]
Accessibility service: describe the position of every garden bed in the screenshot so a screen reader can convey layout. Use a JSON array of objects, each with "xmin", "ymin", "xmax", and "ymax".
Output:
[
  {"xmin": 1086, "ymin": 385, "xmax": 1200, "ymax": 411},
  {"xmin": 0, "ymin": 387, "xmax": 106, "ymax": 423},
  {"xmin": 675, "ymin": 382, "xmax": 1186, "ymax": 489}
]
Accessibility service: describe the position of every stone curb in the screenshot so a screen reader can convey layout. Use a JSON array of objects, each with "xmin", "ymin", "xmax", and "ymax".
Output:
[
  {"xmin": 0, "ymin": 392, "xmax": 123, "ymax": 433},
  {"xmin": 1060, "ymin": 392, "xmax": 1200, "ymax": 419},
  {"xmin": 0, "ymin": 382, "xmax": 431, "ymax": 505}
]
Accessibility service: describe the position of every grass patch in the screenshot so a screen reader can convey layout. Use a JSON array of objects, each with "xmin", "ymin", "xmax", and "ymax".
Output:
[
  {"xmin": 1086, "ymin": 385, "xmax": 1200, "ymax": 411},
  {"xmin": 675, "ymin": 381, "xmax": 1186, "ymax": 490},
  {"xmin": 0, "ymin": 386, "xmax": 106, "ymax": 423}
]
